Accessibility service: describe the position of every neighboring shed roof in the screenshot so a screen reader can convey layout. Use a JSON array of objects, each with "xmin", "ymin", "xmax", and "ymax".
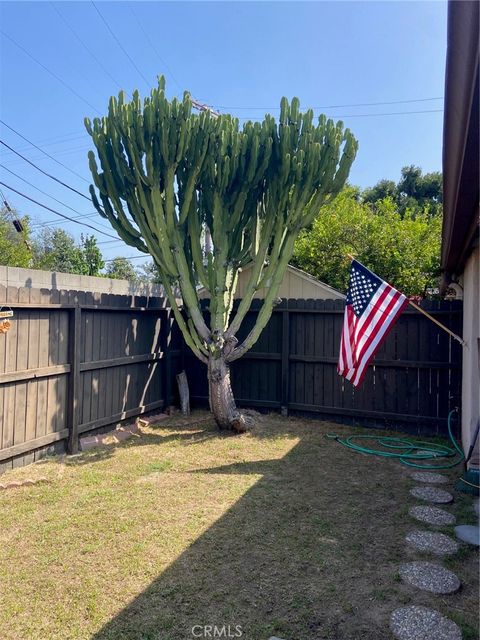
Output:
[
  {"xmin": 198, "ymin": 263, "xmax": 345, "ymax": 300},
  {"xmin": 441, "ymin": 0, "xmax": 479, "ymax": 283}
]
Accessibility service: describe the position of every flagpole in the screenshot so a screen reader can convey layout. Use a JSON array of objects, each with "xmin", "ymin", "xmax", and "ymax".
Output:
[
  {"xmin": 407, "ymin": 300, "xmax": 465, "ymax": 346},
  {"xmin": 346, "ymin": 254, "xmax": 466, "ymax": 347}
]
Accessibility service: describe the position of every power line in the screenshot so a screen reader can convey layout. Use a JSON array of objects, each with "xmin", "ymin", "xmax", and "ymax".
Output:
[
  {"xmin": 0, "ymin": 164, "xmax": 112, "ymax": 231},
  {"xmin": 237, "ymin": 108, "xmax": 443, "ymax": 121},
  {"xmin": 124, "ymin": 7, "xmax": 220, "ymax": 117},
  {"xmin": 215, "ymin": 96, "xmax": 444, "ymax": 110},
  {"xmin": 97, "ymin": 238, "xmax": 126, "ymax": 245},
  {"xmin": 329, "ymin": 108, "xmax": 443, "ymax": 118},
  {"xmin": 4, "ymin": 145, "xmax": 92, "ymax": 169},
  {"xmin": 0, "ymin": 30, "xmax": 102, "ymax": 115},
  {"xmin": 50, "ymin": 2, "xmax": 128, "ymax": 96},
  {"xmin": 0, "ymin": 131, "xmax": 87, "ymax": 154},
  {"xmin": 31, "ymin": 213, "xmax": 102, "ymax": 229},
  {"xmin": 1, "ymin": 120, "xmax": 90, "ymax": 183},
  {"xmin": 0, "ymin": 139, "xmax": 92, "ymax": 201},
  {"xmin": 104, "ymin": 254, "xmax": 147, "ymax": 262},
  {"xmin": 0, "ymin": 163, "xmax": 95, "ymax": 217},
  {"xmin": 0, "ymin": 181, "xmax": 119, "ymax": 240},
  {"xmin": 129, "ymin": 6, "xmax": 183, "ymax": 96},
  {"xmin": 0, "ymin": 187, "xmax": 31, "ymax": 242},
  {"xmin": 91, "ymin": 1, "xmax": 151, "ymax": 88}
]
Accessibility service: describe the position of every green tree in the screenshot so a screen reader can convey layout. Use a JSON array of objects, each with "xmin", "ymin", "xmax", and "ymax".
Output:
[
  {"xmin": 0, "ymin": 206, "xmax": 33, "ymax": 267},
  {"xmin": 292, "ymin": 189, "xmax": 441, "ymax": 296},
  {"xmin": 81, "ymin": 234, "xmax": 104, "ymax": 276},
  {"xmin": 363, "ymin": 166, "xmax": 443, "ymax": 216},
  {"xmin": 362, "ymin": 179, "xmax": 397, "ymax": 204},
  {"xmin": 33, "ymin": 228, "xmax": 86, "ymax": 274},
  {"xmin": 85, "ymin": 77, "xmax": 357, "ymax": 430},
  {"xmin": 104, "ymin": 257, "xmax": 138, "ymax": 281},
  {"xmin": 137, "ymin": 260, "xmax": 162, "ymax": 284}
]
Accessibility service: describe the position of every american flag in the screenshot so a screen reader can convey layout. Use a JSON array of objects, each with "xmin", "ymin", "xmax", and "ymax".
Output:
[{"xmin": 338, "ymin": 259, "xmax": 409, "ymax": 387}]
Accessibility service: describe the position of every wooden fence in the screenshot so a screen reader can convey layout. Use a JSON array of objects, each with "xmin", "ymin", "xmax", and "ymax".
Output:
[
  {"xmin": 186, "ymin": 299, "xmax": 463, "ymax": 434},
  {"xmin": 0, "ymin": 289, "xmax": 463, "ymax": 470},
  {"xmin": 0, "ymin": 286, "xmax": 183, "ymax": 472}
]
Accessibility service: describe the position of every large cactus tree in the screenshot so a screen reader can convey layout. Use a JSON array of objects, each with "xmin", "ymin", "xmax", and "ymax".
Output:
[{"xmin": 85, "ymin": 78, "xmax": 357, "ymax": 431}]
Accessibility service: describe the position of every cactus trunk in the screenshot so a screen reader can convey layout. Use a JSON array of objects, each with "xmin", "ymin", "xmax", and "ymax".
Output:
[{"xmin": 208, "ymin": 355, "xmax": 247, "ymax": 432}]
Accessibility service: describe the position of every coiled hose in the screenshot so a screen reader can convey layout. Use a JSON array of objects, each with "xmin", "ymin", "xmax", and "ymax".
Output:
[{"xmin": 325, "ymin": 409, "xmax": 464, "ymax": 469}]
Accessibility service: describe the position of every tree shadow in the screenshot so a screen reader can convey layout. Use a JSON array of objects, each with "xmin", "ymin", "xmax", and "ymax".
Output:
[{"xmin": 90, "ymin": 423, "xmax": 407, "ymax": 640}]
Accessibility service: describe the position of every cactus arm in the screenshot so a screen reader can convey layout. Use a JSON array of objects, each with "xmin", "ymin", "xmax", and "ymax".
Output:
[
  {"xmin": 159, "ymin": 271, "xmax": 208, "ymax": 362},
  {"xmin": 224, "ymin": 207, "xmax": 278, "ymax": 339},
  {"xmin": 187, "ymin": 202, "xmax": 210, "ymax": 290},
  {"xmin": 227, "ymin": 232, "xmax": 297, "ymax": 363},
  {"xmin": 89, "ymin": 185, "xmax": 149, "ymax": 253},
  {"xmin": 211, "ymin": 193, "xmax": 230, "ymax": 332}
]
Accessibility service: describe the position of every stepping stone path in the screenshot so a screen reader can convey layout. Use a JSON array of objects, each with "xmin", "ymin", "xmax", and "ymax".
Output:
[
  {"xmin": 405, "ymin": 530, "xmax": 459, "ymax": 555},
  {"xmin": 390, "ymin": 605, "xmax": 462, "ymax": 640},
  {"xmin": 399, "ymin": 561, "xmax": 460, "ymax": 594},
  {"xmin": 410, "ymin": 486, "xmax": 453, "ymax": 504},
  {"xmin": 454, "ymin": 524, "xmax": 480, "ymax": 546},
  {"xmin": 409, "ymin": 505, "xmax": 456, "ymax": 526},
  {"xmin": 410, "ymin": 471, "xmax": 448, "ymax": 484}
]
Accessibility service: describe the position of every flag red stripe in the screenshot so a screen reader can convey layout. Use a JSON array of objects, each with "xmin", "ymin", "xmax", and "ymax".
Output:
[
  {"xmin": 353, "ymin": 289, "xmax": 403, "ymax": 366},
  {"xmin": 337, "ymin": 262, "xmax": 408, "ymax": 387},
  {"xmin": 351, "ymin": 296, "xmax": 408, "ymax": 386}
]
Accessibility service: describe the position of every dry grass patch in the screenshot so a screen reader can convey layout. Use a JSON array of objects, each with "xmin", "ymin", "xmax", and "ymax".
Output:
[{"xmin": 0, "ymin": 411, "xmax": 477, "ymax": 640}]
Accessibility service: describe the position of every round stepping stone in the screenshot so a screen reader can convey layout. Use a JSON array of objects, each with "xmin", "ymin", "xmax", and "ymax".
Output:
[
  {"xmin": 454, "ymin": 524, "xmax": 480, "ymax": 546},
  {"xmin": 390, "ymin": 605, "xmax": 462, "ymax": 640},
  {"xmin": 410, "ymin": 486, "xmax": 453, "ymax": 504},
  {"xmin": 409, "ymin": 505, "xmax": 456, "ymax": 526},
  {"xmin": 399, "ymin": 561, "xmax": 460, "ymax": 594},
  {"xmin": 406, "ymin": 530, "xmax": 459, "ymax": 555},
  {"xmin": 410, "ymin": 471, "xmax": 448, "ymax": 484}
]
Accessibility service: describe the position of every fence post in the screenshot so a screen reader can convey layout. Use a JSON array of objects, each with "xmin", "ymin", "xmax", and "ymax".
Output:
[
  {"xmin": 67, "ymin": 305, "xmax": 81, "ymax": 454},
  {"xmin": 163, "ymin": 309, "xmax": 174, "ymax": 410},
  {"xmin": 281, "ymin": 307, "xmax": 289, "ymax": 415}
]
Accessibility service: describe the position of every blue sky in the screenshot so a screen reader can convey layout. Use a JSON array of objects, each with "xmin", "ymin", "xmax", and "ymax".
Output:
[{"xmin": 0, "ymin": 1, "xmax": 447, "ymax": 264}]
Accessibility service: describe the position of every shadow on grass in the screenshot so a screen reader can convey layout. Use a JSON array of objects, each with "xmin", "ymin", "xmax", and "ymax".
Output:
[{"xmin": 90, "ymin": 422, "xmax": 410, "ymax": 640}]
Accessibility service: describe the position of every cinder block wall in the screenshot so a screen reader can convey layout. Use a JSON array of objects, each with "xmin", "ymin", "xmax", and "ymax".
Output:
[{"xmin": 0, "ymin": 266, "xmax": 163, "ymax": 297}]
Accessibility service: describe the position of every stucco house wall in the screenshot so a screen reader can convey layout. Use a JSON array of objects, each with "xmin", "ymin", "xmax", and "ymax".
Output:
[
  {"xmin": 442, "ymin": 0, "xmax": 479, "ymax": 468},
  {"xmin": 460, "ymin": 245, "xmax": 479, "ymax": 467}
]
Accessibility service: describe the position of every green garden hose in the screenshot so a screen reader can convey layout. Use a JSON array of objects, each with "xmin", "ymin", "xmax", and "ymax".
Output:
[{"xmin": 325, "ymin": 409, "xmax": 464, "ymax": 469}]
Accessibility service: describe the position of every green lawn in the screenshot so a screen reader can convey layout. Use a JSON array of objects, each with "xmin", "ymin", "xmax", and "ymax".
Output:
[{"xmin": 0, "ymin": 412, "xmax": 478, "ymax": 640}]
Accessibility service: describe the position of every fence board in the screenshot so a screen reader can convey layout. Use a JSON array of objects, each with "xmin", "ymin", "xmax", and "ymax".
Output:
[
  {"xmin": 0, "ymin": 289, "xmax": 463, "ymax": 469},
  {"xmin": 186, "ymin": 299, "xmax": 462, "ymax": 435},
  {"xmin": 0, "ymin": 286, "xmax": 170, "ymax": 470}
]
